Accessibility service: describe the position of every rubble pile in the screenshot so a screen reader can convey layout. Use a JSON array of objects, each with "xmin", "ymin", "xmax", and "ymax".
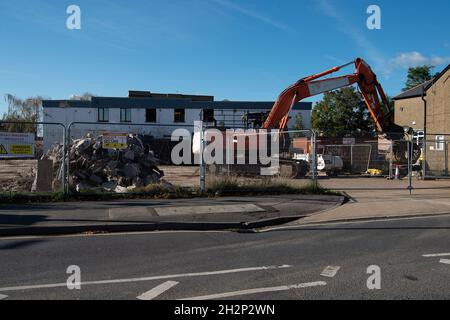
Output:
[{"xmin": 45, "ymin": 133, "xmax": 165, "ymax": 193}]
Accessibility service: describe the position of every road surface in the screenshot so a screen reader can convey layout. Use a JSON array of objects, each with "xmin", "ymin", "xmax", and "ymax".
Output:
[{"xmin": 0, "ymin": 214, "xmax": 449, "ymax": 300}]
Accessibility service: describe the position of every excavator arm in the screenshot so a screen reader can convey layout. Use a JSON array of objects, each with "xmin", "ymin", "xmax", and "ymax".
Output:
[{"xmin": 262, "ymin": 58, "xmax": 403, "ymax": 140}]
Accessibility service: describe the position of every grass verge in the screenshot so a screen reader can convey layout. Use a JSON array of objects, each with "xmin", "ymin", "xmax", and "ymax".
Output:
[
  {"xmin": 205, "ymin": 176, "xmax": 340, "ymax": 196},
  {"xmin": 0, "ymin": 177, "xmax": 339, "ymax": 204}
]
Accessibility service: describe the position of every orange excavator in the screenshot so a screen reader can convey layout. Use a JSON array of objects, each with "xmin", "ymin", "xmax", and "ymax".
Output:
[
  {"xmin": 203, "ymin": 58, "xmax": 419, "ymax": 178},
  {"xmin": 257, "ymin": 58, "xmax": 419, "ymax": 175},
  {"xmin": 264, "ymin": 57, "xmax": 402, "ymax": 138}
]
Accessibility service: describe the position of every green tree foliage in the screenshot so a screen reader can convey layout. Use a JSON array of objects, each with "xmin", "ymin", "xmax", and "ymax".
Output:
[
  {"xmin": 403, "ymin": 65, "xmax": 434, "ymax": 91},
  {"xmin": 292, "ymin": 113, "xmax": 305, "ymax": 137},
  {"xmin": 382, "ymin": 94, "xmax": 395, "ymax": 123},
  {"xmin": 1, "ymin": 94, "xmax": 43, "ymax": 133},
  {"xmin": 311, "ymin": 87, "xmax": 374, "ymax": 137}
]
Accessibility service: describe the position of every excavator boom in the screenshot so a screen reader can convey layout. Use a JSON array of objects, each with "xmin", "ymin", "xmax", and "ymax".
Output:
[
  {"xmin": 262, "ymin": 58, "xmax": 401, "ymax": 139},
  {"xmin": 197, "ymin": 58, "xmax": 418, "ymax": 178}
]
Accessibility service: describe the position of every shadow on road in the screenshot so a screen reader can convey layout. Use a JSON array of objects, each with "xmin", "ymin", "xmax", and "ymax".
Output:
[
  {"xmin": 0, "ymin": 214, "xmax": 48, "ymax": 226},
  {"xmin": 0, "ymin": 239, "xmax": 44, "ymax": 250}
]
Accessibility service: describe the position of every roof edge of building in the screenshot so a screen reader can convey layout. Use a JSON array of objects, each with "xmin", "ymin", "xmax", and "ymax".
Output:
[
  {"xmin": 393, "ymin": 80, "xmax": 433, "ymax": 100},
  {"xmin": 424, "ymin": 64, "xmax": 450, "ymax": 90},
  {"xmin": 393, "ymin": 64, "xmax": 450, "ymax": 101},
  {"xmin": 43, "ymin": 97, "xmax": 313, "ymax": 110}
]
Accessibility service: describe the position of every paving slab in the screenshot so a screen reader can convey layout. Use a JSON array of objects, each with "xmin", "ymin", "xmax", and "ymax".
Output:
[
  {"xmin": 0, "ymin": 195, "xmax": 344, "ymax": 236},
  {"xmin": 296, "ymin": 187, "xmax": 450, "ymax": 225},
  {"xmin": 154, "ymin": 204, "xmax": 265, "ymax": 216}
]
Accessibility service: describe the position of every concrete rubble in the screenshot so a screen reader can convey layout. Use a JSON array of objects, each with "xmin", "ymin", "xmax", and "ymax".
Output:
[
  {"xmin": 1, "ymin": 168, "xmax": 37, "ymax": 193},
  {"xmin": 43, "ymin": 133, "xmax": 166, "ymax": 193}
]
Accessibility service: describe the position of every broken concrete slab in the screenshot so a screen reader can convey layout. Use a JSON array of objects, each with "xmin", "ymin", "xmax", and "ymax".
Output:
[{"xmin": 43, "ymin": 133, "xmax": 167, "ymax": 193}]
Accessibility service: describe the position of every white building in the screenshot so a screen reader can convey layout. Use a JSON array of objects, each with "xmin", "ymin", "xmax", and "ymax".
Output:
[{"xmin": 42, "ymin": 91, "xmax": 312, "ymax": 151}]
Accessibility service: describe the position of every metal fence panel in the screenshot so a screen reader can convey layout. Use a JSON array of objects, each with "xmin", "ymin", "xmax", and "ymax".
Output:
[
  {"xmin": 310, "ymin": 131, "xmax": 416, "ymax": 191},
  {"xmin": 2, "ymin": 120, "xmax": 450, "ymax": 196},
  {"xmin": 423, "ymin": 133, "xmax": 450, "ymax": 179},
  {"xmin": 200, "ymin": 128, "xmax": 317, "ymax": 192},
  {"xmin": 66, "ymin": 122, "xmax": 199, "ymax": 194}
]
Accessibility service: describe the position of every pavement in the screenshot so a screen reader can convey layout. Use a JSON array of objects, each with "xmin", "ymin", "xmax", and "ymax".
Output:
[
  {"xmin": 2, "ymin": 177, "xmax": 450, "ymax": 237},
  {"xmin": 296, "ymin": 185, "xmax": 450, "ymax": 225},
  {"xmin": 0, "ymin": 214, "xmax": 449, "ymax": 300},
  {"xmin": 0, "ymin": 195, "xmax": 344, "ymax": 237}
]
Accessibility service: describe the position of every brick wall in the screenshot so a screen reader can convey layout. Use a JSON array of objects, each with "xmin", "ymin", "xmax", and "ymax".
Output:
[
  {"xmin": 426, "ymin": 67, "xmax": 450, "ymax": 176},
  {"xmin": 394, "ymin": 97, "xmax": 424, "ymax": 131}
]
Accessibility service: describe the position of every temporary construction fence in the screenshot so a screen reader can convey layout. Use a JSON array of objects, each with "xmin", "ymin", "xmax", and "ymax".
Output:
[
  {"xmin": 200, "ymin": 127, "xmax": 430, "ymax": 193},
  {"xmin": 422, "ymin": 133, "xmax": 450, "ymax": 179},
  {"xmin": 316, "ymin": 133, "xmax": 414, "ymax": 178},
  {"xmin": 313, "ymin": 131, "xmax": 422, "ymax": 180},
  {"xmin": 65, "ymin": 122, "xmax": 198, "ymax": 194},
  {"xmin": 1, "ymin": 121, "xmax": 450, "ymax": 196},
  {"xmin": 200, "ymin": 128, "xmax": 318, "ymax": 192}
]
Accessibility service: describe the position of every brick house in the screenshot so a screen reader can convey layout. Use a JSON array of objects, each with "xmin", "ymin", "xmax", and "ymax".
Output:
[{"xmin": 393, "ymin": 64, "xmax": 450, "ymax": 176}]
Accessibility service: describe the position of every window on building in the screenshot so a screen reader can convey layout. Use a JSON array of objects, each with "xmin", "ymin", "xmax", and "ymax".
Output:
[
  {"xmin": 98, "ymin": 108, "xmax": 109, "ymax": 122},
  {"xmin": 203, "ymin": 109, "xmax": 215, "ymax": 122},
  {"xmin": 146, "ymin": 108, "xmax": 157, "ymax": 123},
  {"xmin": 120, "ymin": 108, "xmax": 131, "ymax": 122},
  {"xmin": 413, "ymin": 130, "xmax": 425, "ymax": 144},
  {"xmin": 436, "ymin": 135, "xmax": 445, "ymax": 151},
  {"xmin": 174, "ymin": 108, "xmax": 185, "ymax": 123}
]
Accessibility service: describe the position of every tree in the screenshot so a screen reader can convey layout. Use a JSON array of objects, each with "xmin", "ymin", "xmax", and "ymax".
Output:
[
  {"xmin": 403, "ymin": 65, "xmax": 435, "ymax": 91},
  {"xmin": 382, "ymin": 94, "xmax": 395, "ymax": 122},
  {"xmin": 1, "ymin": 94, "xmax": 43, "ymax": 133},
  {"xmin": 311, "ymin": 87, "xmax": 374, "ymax": 137},
  {"xmin": 292, "ymin": 113, "xmax": 305, "ymax": 137}
]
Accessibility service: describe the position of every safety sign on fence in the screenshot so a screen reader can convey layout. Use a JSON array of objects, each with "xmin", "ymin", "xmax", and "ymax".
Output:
[
  {"xmin": 0, "ymin": 132, "xmax": 35, "ymax": 158},
  {"xmin": 102, "ymin": 133, "xmax": 128, "ymax": 149}
]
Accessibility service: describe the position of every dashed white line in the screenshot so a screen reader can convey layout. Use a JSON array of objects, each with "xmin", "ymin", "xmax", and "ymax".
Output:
[
  {"xmin": 423, "ymin": 253, "xmax": 450, "ymax": 258},
  {"xmin": 0, "ymin": 265, "xmax": 292, "ymax": 293},
  {"xmin": 137, "ymin": 281, "xmax": 179, "ymax": 300},
  {"xmin": 0, "ymin": 294, "xmax": 7, "ymax": 300},
  {"xmin": 320, "ymin": 266, "xmax": 340, "ymax": 278},
  {"xmin": 180, "ymin": 281, "xmax": 327, "ymax": 300},
  {"xmin": 440, "ymin": 259, "xmax": 450, "ymax": 265}
]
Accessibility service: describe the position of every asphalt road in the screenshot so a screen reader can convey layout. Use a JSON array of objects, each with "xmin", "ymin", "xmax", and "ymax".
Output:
[{"xmin": 0, "ymin": 214, "xmax": 449, "ymax": 300}]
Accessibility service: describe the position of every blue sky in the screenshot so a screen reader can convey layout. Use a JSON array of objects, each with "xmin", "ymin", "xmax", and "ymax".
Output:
[{"xmin": 1, "ymin": 0, "xmax": 449, "ymax": 115}]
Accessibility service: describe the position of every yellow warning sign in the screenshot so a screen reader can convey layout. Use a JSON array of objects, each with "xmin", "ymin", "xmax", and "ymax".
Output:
[
  {"xmin": 103, "ymin": 133, "xmax": 128, "ymax": 150},
  {"xmin": 0, "ymin": 144, "xmax": 7, "ymax": 155},
  {"xmin": 104, "ymin": 142, "xmax": 127, "ymax": 149},
  {"xmin": 0, "ymin": 132, "xmax": 35, "ymax": 158},
  {"xmin": 10, "ymin": 144, "xmax": 33, "ymax": 155}
]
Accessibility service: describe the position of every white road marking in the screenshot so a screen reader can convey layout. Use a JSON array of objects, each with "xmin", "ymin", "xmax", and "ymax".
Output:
[
  {"xmin": 180, "ymin": 281, "xmax": 327, "ymax": 300},
  {"xmin": 137, "ymin": 281, "xmax": 179, "ymax": 300},
  {"xmin": 0, "ymin": 294, "xmax": 7, "ymax": 300},
  {"xmin": 320, "ymin": 266, "xmax": 340, "ymax": 278},
  {"xmin": 0, "ymin": 265, "xmax": 292, "ymax": 293},
  {"xmin": 423, "ymin": 253, "xmax": 450, "ymax": 257},
  {"xmin": 440, "ymin": 259, "xmax": 450, "ymax": 265},
  {"xmin": 259, "ymin": 213, "xmax": 450, "ymax": 232}
]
